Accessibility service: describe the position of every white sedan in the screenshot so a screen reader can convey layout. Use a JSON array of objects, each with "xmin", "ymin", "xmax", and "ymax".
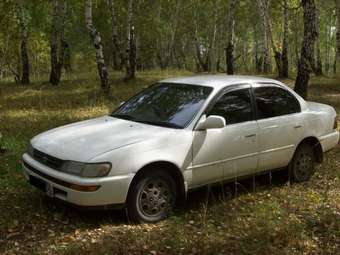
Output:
[{"xmin": 22, "ymin": 75, "xmax": 339, "ymax": 222}]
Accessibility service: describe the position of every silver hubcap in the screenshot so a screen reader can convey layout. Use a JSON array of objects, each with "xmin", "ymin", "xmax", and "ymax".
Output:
[
  {"xmin": 295, "ymin": 150, "xmax": 313, "ymax": 180},
  {"xmin": 138, "ymin": 179, "xmax": 171, "ymax": 217}
]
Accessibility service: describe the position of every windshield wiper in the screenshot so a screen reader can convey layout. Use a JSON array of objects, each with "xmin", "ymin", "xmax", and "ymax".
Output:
[
  {"xmin": 111, "ymin": 113, "xmax": 135, "ymax": 121},
  {"xmin": 136, "ymin": 120, "xmax": 182, "ymax": 129}
]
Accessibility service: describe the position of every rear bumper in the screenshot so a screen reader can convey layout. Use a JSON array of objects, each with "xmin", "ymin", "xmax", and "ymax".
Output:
[
  {"xmin": 319, "ymin": 131, "xmax": 340, "ymax": 152},
  {"xmin": 22, "ymin": 153, "xmax": 134, "ymax": 207}
]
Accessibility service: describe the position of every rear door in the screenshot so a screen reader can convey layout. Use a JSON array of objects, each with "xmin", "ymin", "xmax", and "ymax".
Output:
[{"xmin": 253, "ymin": 84, "xmax": 304, "ymax": 171}]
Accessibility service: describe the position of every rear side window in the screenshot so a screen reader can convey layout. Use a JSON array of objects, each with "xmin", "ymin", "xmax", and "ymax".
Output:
[
  {"xmin": 208, "ymin": 88, "xmax": 253, "ymax": 125},
  {"xmin": 253, "ymin": 86, "xmax": 301, "ymax": 119}
]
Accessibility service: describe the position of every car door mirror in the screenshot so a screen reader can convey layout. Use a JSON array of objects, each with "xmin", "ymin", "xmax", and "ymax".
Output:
[{"xmin": 196, "ymin": 115, "xmax": 226, "ymax": 130}]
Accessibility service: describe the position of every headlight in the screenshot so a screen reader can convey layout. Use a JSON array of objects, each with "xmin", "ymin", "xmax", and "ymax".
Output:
[{"xmin": 61, "ymin": 161, "xmax": 111, "ymax": 178}]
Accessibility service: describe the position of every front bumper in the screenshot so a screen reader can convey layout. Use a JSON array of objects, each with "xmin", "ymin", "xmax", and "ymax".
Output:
[{"xmin": 22, "ymin": 153, "xmax": 134, "ymax": 207}]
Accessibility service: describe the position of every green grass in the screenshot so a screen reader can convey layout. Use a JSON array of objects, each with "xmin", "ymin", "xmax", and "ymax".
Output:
[{"xmin": 0, "ymin": 71, "xmax": 339, "ymax": 254}]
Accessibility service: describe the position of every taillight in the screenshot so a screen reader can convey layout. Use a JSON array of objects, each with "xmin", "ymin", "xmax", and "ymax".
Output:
[{"xmin": 334, "ymin": 116, "xmax": 338, "ymax": 130}]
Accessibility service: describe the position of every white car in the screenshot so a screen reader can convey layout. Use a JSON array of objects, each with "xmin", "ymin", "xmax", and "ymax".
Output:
[{"xmin": 22, "ymin": 75, "xmax": 339, "ymax": 222}]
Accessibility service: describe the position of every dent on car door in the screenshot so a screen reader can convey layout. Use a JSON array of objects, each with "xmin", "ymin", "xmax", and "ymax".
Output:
[
  {"xmin": 191, "ymin": 87, "xmax": 259, "ymax": 187},
  {"xmin": 253, "ymin": 85, "xmax": 304, "ymax": 171}
]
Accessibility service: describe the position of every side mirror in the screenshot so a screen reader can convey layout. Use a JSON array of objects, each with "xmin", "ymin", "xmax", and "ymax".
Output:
[{"xmin": 196, "ymin": 115, "xmax": 226, "ymax": 130}]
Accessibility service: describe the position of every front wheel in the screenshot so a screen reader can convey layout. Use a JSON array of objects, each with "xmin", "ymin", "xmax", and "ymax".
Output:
[
  {"xmin": 126, "ymin": 170, "xmax": 177, "ymax": 223},
  {"xmin": 289, "ymin": 143, "xmax": 315, "ymax": 182}
]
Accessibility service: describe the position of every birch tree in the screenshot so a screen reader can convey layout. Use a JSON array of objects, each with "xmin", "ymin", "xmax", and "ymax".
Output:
[
  {"xmin": 226, "ymin": 0, "xmax": 236, "ymax": 75},
  {"xmin": 50, "ymin": 0, "xmax": 61, "ymax": 85},
  {"xmin": 17, "ymin": 0, "xmax": 30, "ymax": 84},
  {"xmin": 108, "ymin": 0, "xmax": 123, "ymax": 70},
  {"xmin": 281, "ymin": 0, "xmax": 289, "ymax": 78},
  {"xmin": 257, "ymin": 0, "xmax": 271, "ymax": 73},
  {"xmin": 49, "ymin": 0, "xmax": 69, "ymax": 85},
  {"xmin": 125, "ymin": 0, "xmax": 136, "ymax": 80},
  {"xmin": 314, "ymin": 7, "xmax": 323, "ymax": 76},
  {"xmin": 336, "ymin": 0, "xmax": 340, "ymax": 73},
  {"xmin": 294, "ymin": 0, "xmax": 318, "ymax": 99},
  {"xmin": 85, "ymin": 0, "xmax": 109, "ymax": 90}
]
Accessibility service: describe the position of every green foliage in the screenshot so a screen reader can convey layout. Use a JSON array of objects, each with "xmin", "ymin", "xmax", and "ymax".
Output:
[{"xmin": 0, "ymin": 0, "xmax": 338, "ymax": 83}]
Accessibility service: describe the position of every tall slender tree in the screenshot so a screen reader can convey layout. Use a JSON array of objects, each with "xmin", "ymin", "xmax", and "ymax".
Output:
[
  {"xmin": 125, "ymin": 0, "xmax": 136, "ymax": 80},
  {"xmin": 281, "ymin": 0, "xmax": 289, "ymax": 78},
  {"xmin": 257, "ymin": 0, "xmax": 271, "ymax": 73},
  {"xmin": 336, "ymin": 0, "xmax": 340, "ymax": 73},
  {"xmin": 108, "ymin": 0, "xmax": 123, "ymax": 70},
  {"xmin": 17, "ymin": 0, "xmax": 30, "ymax": 84},
  {"xmin": 314, "ymin": 7, "xmax": 323, "ymax": 76},
  {"xmin": 226, "ymin": 0, "xmax": 236, "ymax": 75},
  {"xmin": 85, "ymin": 0, "xmax": 109, "ymax": 90},
  {"xmin": 294, "ymin": 0, "xmax": 318, "ymax": 99},
  {"xmin": 50, "ymin": 0, "xmax": 61, "ymax": 85},
  {"xmin": 49, "ymin": 0, "xmax": 69, "ymax": 85}
]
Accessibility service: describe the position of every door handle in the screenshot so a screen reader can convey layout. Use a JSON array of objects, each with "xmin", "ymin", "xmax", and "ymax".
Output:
[
  {"xmin": 245, "ymin": 134, "xmax": 256, "ymax": 138},
  {"xmin": 294, "ymin": 125, "xmax": 302, "ymax": 129}
]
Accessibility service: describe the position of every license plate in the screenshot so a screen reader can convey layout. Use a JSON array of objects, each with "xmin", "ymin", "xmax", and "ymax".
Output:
[
  {"xmin": 45, "ymin": 183, "xmax": 54, "ymax": 197},
  {"xmin": 29, "ymin": 176, "xmax": 54, "ymax": 197}
]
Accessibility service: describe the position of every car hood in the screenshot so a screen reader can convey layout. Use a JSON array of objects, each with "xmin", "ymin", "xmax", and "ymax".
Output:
[{"xmin": 31, "ymin": 116, "xmax": 177, "ymax": 162}]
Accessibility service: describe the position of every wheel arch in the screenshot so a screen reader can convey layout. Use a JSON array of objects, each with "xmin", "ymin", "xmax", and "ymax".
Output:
[
  {"xmin": 296, "ymin": 136, "xmax": 323, "ymax": 163},
  {"xmin": 127, "ymin": 161, "xmax": 186, "ymax": 205}
]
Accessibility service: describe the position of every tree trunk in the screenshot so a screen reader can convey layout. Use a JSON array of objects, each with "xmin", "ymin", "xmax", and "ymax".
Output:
[
  {"xmin": 281, "ymin": 0, "xmax": 289, "ymax": 78},
  {"xmin": 59, "ymin": 1, "xmax": 70, "ymax": 72},
  {"xmin": 257, "ymin": 0, "xmax": 271, "ymax": 73},
  {"xmin": 85, "ymin": 0, "xmax": 109, "ymax": 90},
  {"xmin": 294, "ymin": 0, "xmax": 318, "ymax": 99},
  {"xmin": 314, "ymin": 8, "xmax": 323, "ymax": 76},
  {"xmin": 50, "ymin": 0, "xmax": 61, "ymax": 85},
  {"xmin": 125, "ymin": 0, "xmax": 136, "ymax": 81},
  {"xmin": 17, "ymin": 0, "xmax": 30, "ymax": 84},
  {"xmin": 108, "ymin": 0, "xmax": 122, "ymax": 70},
  {"xmin": 226, "ymin": 0, "xmax": 236, "ymax": 75},
  {"xmin": 336, "ymin": 0, "xmax": 340, "ymax": 73}
]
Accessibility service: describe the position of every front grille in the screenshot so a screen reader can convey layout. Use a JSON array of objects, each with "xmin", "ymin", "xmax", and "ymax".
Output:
[
  {"xmin": 24, "ymin": 161, "xmax": 72, "ymax": 189},
  {"xmin": 33, "ymin": 149, "xmax": 64, "ymax": 170}
]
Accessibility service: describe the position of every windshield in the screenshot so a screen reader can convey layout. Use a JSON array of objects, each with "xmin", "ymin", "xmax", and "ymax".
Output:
[{"xmin": 112, "ymin": 83, "xmax": 213, "ymax": 128}]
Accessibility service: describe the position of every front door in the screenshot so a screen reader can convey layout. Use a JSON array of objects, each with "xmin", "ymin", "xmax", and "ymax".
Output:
[{"xmin": 191, "ymin": 86, "xmax": 259, "ymax": 187}]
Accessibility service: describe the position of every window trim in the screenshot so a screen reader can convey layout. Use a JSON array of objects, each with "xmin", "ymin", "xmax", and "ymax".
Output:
[
  {"xmin": 194, "ymin": 84, "xmax": 256, "ymax": 129},
  {"xmin": 112, "ymin": 82, "xmax": 214, "ymax": 129},
  {"xmin": 251, "ymin": 83, "xmax": 302, "ymax": 120}
]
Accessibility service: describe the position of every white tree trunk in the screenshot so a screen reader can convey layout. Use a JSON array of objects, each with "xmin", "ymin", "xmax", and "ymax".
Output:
[
  {"xmin": 85, "ymin": 0, "xmax": 109, "ymax": 90},
  {"xmin": 17, "ymin": 0, "xmax": 30, "ymax": 84},
  {"xmin": 256, "ymin": 0, "xmax": 271, "ymax": 73},
  {"xmin": 125, "ymin": 0, "xmax": 136, "ymax": 80},
  {"xmin": 108, "ymin": 0, "xmax": 122, "ymax": 70},
  {"xmin": 226, "ymin": 0, "xmax": 236, "ymax": 74},
  {"xmin": 336, "ymin": 0, "xmax": 340, "ymax": 73}
]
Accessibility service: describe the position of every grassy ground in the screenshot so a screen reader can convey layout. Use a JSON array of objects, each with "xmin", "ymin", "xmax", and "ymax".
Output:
[{"xmin": 0, "ymin": 71, "xmax": 339, "ymax": 255}]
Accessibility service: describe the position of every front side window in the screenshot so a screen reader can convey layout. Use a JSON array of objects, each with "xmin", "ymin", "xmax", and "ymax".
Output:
[
  {"xmin": 112, "ymin": 83, "xmax": 213, "ymax": 128},
  {"xmin": 208, "ymin": 88, "xmax": 253, "ymax": 125},
  {"xmin": 253, "ymin": 86, "xmax": 301, "ymax": 119}
]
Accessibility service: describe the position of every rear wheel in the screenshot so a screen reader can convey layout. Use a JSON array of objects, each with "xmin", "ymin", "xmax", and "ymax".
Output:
[
  {"xmin": 127, "ymin": 170, "xmax": 176, "ymax": 223},
  {"xmin": 290, "ymin": 143, "xmax": 315, "ymax": 182}
]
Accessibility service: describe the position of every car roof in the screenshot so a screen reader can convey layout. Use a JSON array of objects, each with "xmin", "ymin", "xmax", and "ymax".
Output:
[{"xmin": 161, "ymin": 75, "xmax": 279, "ymax": 89}]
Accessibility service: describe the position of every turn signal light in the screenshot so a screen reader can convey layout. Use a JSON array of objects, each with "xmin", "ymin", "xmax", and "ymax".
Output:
[{"xmin": 69, "ymin": 184, "xmax": 100, "ymax": 192}]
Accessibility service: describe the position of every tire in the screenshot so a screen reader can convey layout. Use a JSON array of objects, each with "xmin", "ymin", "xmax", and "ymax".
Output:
[
  {"xmin": 290, "ymin": 143, "xmax": 315, "ymax": 183},
  {"xmin": 126, "ymin": 170, "xmax": 177, "ymax": 223}
]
